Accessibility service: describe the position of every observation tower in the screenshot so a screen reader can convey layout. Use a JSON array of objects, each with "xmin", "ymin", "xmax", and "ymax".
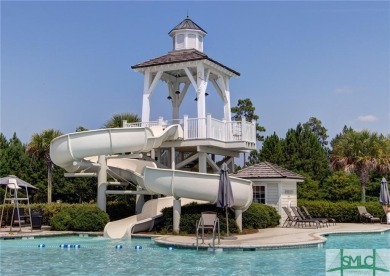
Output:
[{"xmin": 129, "ymin": 17, "xmax": 256, "ymax": 173}]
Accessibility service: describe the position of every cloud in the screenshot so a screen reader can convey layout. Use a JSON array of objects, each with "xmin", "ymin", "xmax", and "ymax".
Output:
[
  {"xmin": 357, "ymin": 115, "xmax": 378, "ymax": 122},
  {"xmin": 334, "ymin": 87, "xmax": 353, "ymax": 94}
]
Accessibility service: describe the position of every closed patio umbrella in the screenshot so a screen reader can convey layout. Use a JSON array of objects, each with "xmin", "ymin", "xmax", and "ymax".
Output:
[
  {"xmin": 380, "ymin": 177, "xmax": 390, "ymax": 206},
  {"xmin": 217, "ymin": 163, "xmax": 234, "ymax": 236},
  {"xmin": 380, "ymin": 177, "xmax": 390, "ymax": 224}
]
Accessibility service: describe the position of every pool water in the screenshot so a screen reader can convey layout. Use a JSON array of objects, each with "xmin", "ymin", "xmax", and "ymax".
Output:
[{"xmin": 1, "ymin": 231, "xmax": 389, "ymax": 276}]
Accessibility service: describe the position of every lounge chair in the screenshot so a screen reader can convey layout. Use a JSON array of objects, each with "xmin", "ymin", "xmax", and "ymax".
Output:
[
  {"xmin": 296, "ymin": 206, "xmax": 329, "ymax": 227},
  {"xmin": 282, "ymin": 207, "xmax": 296, "ymax": 227},
  {"xmin": 290, "ymin": 207, "xmax": 321, "ymax": 228},
  {"xmin": 282, "ymin": 207, "xmax": 320, "ymax": 228},
  {"xmin": 301, "ymin": 206, "xmax": 336, "ymax": 226},
  {"xmin": 357, "ymin": 206, "xmax": 380, "ymax": 223}
]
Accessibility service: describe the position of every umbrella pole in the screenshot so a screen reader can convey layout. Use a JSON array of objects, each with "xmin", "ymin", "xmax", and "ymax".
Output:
[{"xmin": 226, "ymin": 207, "xmax": 229, "ymax": 236}]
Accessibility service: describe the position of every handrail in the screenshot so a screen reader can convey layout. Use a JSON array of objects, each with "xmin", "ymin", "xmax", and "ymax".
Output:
[
  {"xmin": 124, "ymin": 115, "xmax": 257, "ymax": 144},
  {"xmin": 195, "ymin": 212, "xmax": 220, "ymax": 251}
]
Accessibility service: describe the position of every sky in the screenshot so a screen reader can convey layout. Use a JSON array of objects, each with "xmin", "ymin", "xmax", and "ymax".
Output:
[{"xmin": 1, "ymin": 1, "xmax": 389, "ymax": 148}]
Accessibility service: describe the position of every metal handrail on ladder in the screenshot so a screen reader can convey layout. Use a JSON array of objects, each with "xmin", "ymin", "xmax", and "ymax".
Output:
[{"xmin": 196, "ymin": 211, "xmax": 220, "ymax": 251}]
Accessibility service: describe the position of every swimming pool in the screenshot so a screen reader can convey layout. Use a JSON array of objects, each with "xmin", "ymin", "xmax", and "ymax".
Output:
[{"xmin": 1, "ymin": 231, "xmax": 389, "ymax": 276}]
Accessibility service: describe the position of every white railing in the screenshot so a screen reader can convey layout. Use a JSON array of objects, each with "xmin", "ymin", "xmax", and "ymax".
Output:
[
  {"xmin": 185, "ymin": 117, "xmax": 206, "ymax": 139},
  {"xmin": 123, "ymin": 115, "xmax": 256, "ymax": 144},
  {"xmin": 123, "ymin": 121, "xmax": 159, "ymax": 128}
]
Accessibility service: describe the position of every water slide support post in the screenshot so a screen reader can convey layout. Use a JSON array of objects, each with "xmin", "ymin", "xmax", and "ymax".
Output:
[
  {"xmin": 135, "ymin": 187, "xmax": 145, "ymax": 214},
  {"xmin": 97, "ymin": 155, "xmax": 107, "ymax": 211},
  {"xmin": 235, "ymin": 209, "xmax": 243, "ymax": 232},
  {"xmin": 173, "ymin": 198, "xmax": 181, "ymax": 233},
  {"xmin": 171, "ymin": 147, "xmax": 176, "ymax": 170},
  {"xmin": 199, "ymin": 152, "xmax": 207, "ymax": 173}
]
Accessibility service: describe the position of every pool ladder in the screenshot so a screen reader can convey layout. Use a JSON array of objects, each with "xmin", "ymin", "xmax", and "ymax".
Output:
[{"xmin": 195, "ymin": 211, "xmax": 220, "ymax": 251}]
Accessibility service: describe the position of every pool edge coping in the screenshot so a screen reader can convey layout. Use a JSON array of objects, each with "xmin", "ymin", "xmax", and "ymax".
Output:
[{"xmin": 1, "ymin": 226, "xmax": 389, "ymax": 251}]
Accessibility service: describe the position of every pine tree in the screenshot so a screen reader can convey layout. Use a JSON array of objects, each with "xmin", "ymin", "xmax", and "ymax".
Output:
[{"xmin": 258, "ymin": 132, "xmax": 284, "ymax": 165}]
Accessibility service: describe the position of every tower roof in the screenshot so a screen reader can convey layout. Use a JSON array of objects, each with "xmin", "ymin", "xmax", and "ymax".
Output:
[
  {"xmin": 168, "ymin": 17, "xmax": 207, "ymax": 35},
  {"xmin": 131, "ymin": 49, "xmax": 240, "ymax": 76}
]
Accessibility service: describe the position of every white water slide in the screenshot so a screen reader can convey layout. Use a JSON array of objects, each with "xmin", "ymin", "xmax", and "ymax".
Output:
[{"xmin": 50, "ymin": 125, "xmax": 253, "ymax": 239}]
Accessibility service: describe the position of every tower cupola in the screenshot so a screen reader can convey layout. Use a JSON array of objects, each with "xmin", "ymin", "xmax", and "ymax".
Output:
[{"xmin": 168, "ymin": 17, "xmax": 207, "ymax": 52}]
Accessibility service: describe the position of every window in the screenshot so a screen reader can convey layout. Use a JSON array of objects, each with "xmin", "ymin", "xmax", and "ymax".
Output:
[
  {"xmin": 176, "ymin": 34, "xmax": 184, "ymax": 50},
  {"xmin": 253, "ymin": 185, "xmax": 265, "ymax": 204},
  {"xmin": 198, "ymin": 35, "xmax": 203, "ymax": 51},
  {"xmin": 188, "ymin": 34, "xmax": 196, "ymax": 49}
]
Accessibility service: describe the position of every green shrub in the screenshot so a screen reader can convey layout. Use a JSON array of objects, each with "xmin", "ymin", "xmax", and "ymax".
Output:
[
  {"xmin": 154, "ymin": 202, "xmax": 279, "ymax": 234},
  {"xmin": 50, "ymin": 208, "xmax": 75, "ymax": 231},
  {"xmin": 0, "ymin": 203, "xmax": 66, "ymax": 226},
  {"xmin": 39, "ymin": 203, "xmax": 72, "ymax": 225},
  {"xmin": 1, "ymin": 202, "xmax": 128, "ymax": 231},
  {"xmin": 106, "ymin": 201, "xmax": 135, "ymax": 221},
  {"xmin": 1, "ymin": 199, "xmax": 136, "ymax": 227},
  {"xmin": 242, "ymin": 203, "xmax": 280, "ymax": 229},
  {"xmin": 72, "ymin": 205, "xmax": 110, "ymax": 231},
  {"xmin": 265, "ymin": 205, "xmax": 282, "ymax": 227},
  {"xmin": 298, "ymin": 200, "xmax": 385, "ymax": 222},
  {"xmin": 50, "ymin": 204, "xmax": 109, "ymax": 231},
  {"xmin": 155, "ymin": 202, "xmax": 239, "ymax": 235},
  {"xmin": 0, "ymin": 204, "xmax": 22, "ymax": 225}
]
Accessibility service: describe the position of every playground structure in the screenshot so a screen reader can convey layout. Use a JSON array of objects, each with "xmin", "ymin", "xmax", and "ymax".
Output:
[{"xmin": 50, "ymin": 17, "xmax": 257, "ymax": 238}]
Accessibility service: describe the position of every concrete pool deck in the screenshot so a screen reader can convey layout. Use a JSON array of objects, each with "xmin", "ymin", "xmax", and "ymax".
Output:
[
  {"xmin": 153, "ymin": 223, "xmax": 390, "ymax": 250},
  {"xmin": 1, "ymin": 223, "xmax": 389, "ymax": 250}
]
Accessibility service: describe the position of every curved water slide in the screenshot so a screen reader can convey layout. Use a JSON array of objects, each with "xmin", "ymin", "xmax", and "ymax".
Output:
[
  {"xmin": 50, "ymin": 125, "xmax": 253, "ymax": 239},
  {"xmin": 50, "ymin": 125, "xmax": 183, "ymax": 173},
  {"xmin": 103, "ymin": 196, "xmax": 207, "ymax": 239},
  {"xmin": 102, "ymin": 158, "xmax": 252, "ymax": 239}
]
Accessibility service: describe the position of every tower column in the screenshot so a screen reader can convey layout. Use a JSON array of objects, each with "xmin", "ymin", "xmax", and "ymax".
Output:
[
  {"xmin": 141, "ymin": 71, "xmax": 163, "ymax": 123},
  {"xmin": 196, "ymin": 64, "xmax": 206, "ymax": 120},
  {"xmin": 225, "ymin": 78, "xmax": 231, "ymax": 120},
  {"xmin": 141, "ymin": 72, "xmax": 151, "ymax": 122},
  {"xmin": 219, "ymin": 75, "xmax": 231, "ymax": 121},
  {"xmin": 199, "ymin": 152, "xmax": 207, "ymax": 173}
]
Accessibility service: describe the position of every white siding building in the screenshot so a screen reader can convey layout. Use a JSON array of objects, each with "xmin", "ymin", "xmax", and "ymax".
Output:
[{"xmin": 234, "ymin": 162, "xmax": 305, "ymax": 225}]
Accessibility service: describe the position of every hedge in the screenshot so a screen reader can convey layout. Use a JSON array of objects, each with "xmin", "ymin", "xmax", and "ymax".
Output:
[
  {"xmin": 298, "ymin": 200, "xmax": 386, "ymax": 222},
  {"xmin": 243, "ymin": 203, "xmax": 281, "ymax": 229},
  {"xmin": 154, "ymin": 202, "xmax": 280, "ymax": 235},
  {"xmin": 51, "ymin": 204, "xmax": 109, "ymax": 231},
  {"xmin": 0, "ymin": 201, "xmax": 130, "ymax": 229},
  {"xmin": 106, "ymin": 201, "xmax": 135, "ymax": 221}
]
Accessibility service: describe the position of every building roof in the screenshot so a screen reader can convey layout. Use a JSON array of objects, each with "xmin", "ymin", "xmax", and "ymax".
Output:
[
  {"xmin": 234, "ymin": 162, "xmax": 305, "ymax": 180},
  {"xmin": 168, "ymin": 17, "xmax": 207, "ymax": 35},
  {"xmin": 131, "ymin": 49, "xmax": 240, "ymax": 76}
]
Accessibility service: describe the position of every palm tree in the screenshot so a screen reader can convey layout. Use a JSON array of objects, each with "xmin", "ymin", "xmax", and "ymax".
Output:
[
  {"xmin": 330, "ymin": 129, "xmax": 390, "ymax": 202},
  {"xmin": 26, "ymin": 129, "xmax": 63, "ymax": 203},
  {"xmin": 104, "ymin": 113, "xmax": 140, "ymax": 128}
]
